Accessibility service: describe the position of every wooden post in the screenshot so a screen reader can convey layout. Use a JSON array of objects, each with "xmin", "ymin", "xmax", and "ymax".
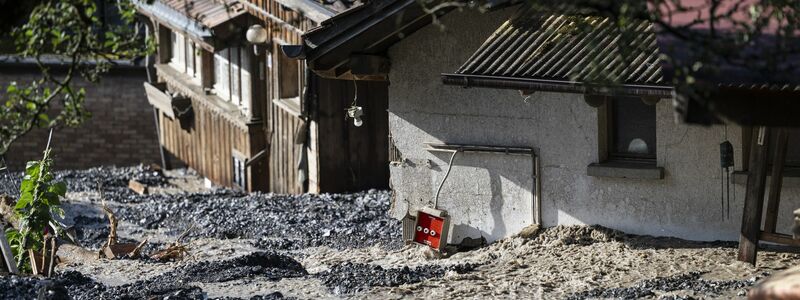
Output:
[
  {"xmin": 738, "ymin": 126, "xmax": 771, "ymax": 265},
  {"xmin": 764, "ymin": 129, "xmax": 789, "ymax": 233}
]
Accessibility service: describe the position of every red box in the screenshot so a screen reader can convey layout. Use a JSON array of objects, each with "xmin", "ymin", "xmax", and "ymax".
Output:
[{"xmin": 413, "ymin": 207, "xmax": 449, "ymax": 251}]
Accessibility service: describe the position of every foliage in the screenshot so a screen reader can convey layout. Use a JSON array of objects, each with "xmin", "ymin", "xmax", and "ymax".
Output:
[
  {"xmin": 7, "ymin": 148, "xmax": 67, "ymax": 272},
  {"xmin": 0, "ymin": 0, "xmax": 154, "ymax": 155}
]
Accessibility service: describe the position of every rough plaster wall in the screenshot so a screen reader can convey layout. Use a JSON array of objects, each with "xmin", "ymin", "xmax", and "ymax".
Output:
[{"xmin": 387, "ymin": 8, "xmax": 800, "ymax": 243}]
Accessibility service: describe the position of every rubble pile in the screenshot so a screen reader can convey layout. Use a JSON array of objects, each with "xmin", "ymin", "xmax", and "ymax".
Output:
[
  {"xmin": 317, "ymin": 262, "xmax": 478, "ymax": 294},
  {"xmin": 113, "ymin": 189, "xmax": 402, "ymax": 250}
]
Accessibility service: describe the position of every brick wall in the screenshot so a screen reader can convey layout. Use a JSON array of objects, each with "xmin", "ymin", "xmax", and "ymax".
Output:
[{"xmin": 0, "ymin": 65, "xmax": 161, "ymax": 170}]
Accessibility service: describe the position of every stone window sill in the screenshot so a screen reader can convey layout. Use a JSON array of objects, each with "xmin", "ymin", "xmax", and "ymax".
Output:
[
  {"xmin": 587, "ymin": 161, "xmax": 665, "ymax": 180},
  {"xmin": 732, "ymin": 171, "xmax": 800, "ymax": 187}
]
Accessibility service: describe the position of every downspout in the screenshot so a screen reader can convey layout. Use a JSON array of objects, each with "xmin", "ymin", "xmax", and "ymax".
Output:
[
  {"xmin": 297, "ymin": 65, "xmax": 315, "ymax": 192},
  {"xmin": 140, "ymin": 15, "xmax": 170, "ymax": 169}
]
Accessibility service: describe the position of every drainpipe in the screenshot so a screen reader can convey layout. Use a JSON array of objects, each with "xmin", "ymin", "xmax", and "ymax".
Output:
[{"xmin": 140, "ymin": 16, "xmax": 170, "ymax": 169}]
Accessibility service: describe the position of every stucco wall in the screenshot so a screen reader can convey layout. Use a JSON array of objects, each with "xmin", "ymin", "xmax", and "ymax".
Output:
[{"xmin": 387, "ymin": 8, "xmax": 800, "ymax": 243}]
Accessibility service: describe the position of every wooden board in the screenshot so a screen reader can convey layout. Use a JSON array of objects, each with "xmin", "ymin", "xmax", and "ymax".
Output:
[{"xmin": 0, "ymin": 229, "xmax": 18, "ymax": 274}]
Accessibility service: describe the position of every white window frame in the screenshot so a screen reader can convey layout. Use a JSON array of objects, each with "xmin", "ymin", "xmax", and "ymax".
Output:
[{"xmin": 213, "ymin": 47, "xmax": 250, "ymax": 114}]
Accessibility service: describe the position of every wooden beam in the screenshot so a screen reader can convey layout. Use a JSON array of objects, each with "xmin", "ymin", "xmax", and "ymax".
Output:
[
  {"xmin": 349, "ymin": 55, "xmax": 390, "ymax": 77},
  {"xmin": 764, "ymin": 129, "xmax": 789, "ymax": 233},
  {"xmin": 759, "ymin": 231, "xmax": 800, "ymax": 247},
  {"xmin": 738, "ymin": 126, "xmax": 771, "ymax": 265}
]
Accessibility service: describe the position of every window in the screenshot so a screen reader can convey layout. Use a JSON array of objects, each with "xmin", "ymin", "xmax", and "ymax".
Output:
[
  {"xmin": 213, "ymin": 47, "xmax": 251, "ymax": 113},
  {"xmin": 607, "ymin": 96, "xmax": 657, "ymax": 162},
  {"xmin": 169, "ymin": 32, "xmax": 201, "ymax": 81},
  {"xmin": 273, "ymin": 42, "xmax": 302, "ymax": 116},
  {"xmin": 170, "ymin": 31, "xmax": 185, "ymax": 71},
  {"xmin": 232, "ymin": 154, "xmax": 247, "ymax": 190}
]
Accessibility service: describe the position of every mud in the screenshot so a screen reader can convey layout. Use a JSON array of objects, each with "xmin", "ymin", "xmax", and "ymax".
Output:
[
  {"xmin": 317, "ymin": 262, "xmax": 477, "ymax": 294},
  {"xmin": 3, "ymin": 166, "xmax": 800, "ymax": 299},
  {"xmin": 565, "ymin": 271, "xmax": 760, "ymax": 299}
]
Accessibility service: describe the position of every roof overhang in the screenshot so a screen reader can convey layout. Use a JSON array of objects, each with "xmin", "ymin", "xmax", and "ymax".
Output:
[
  {"xmin": 441, "ymin": 74, "xmax": 675, "ymax": 98},
  {"xmin": 134, "ymin": 0, "xmax": 253, "ymax": 52}
]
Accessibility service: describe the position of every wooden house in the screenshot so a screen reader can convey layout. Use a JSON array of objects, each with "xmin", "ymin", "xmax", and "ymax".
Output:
[
  {"xmin": 134, "ymin": 0, "xmax": 389, "ymax": 194},
  {"xmin": 287, "ymin": 0, "xmax": 800, "ymax": 253}
]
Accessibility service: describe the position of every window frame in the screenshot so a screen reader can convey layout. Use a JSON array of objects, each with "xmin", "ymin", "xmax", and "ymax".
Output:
[
  {"xmin": 212, "ymin": 47, "xmax": 251, "ymax": 114},
  {"xmin": 272, "ymin": 40, "xmax": 302, "ymax": 117},
  {"xmin": 604, "ymin": 96, "xmax": 658, "ymax": 163}
]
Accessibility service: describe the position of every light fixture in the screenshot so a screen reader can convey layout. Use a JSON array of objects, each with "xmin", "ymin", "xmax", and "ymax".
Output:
[
  {"xmin": 346, "ymin": 106, "xmax": 364, "ymax": 127},
  {"xmin": 246, "ymin": 24, "xmax": 268, "ymax": 54},
  {"xmin": 246, "ymin": 24, "xmax": 268, "ymax": 44}
]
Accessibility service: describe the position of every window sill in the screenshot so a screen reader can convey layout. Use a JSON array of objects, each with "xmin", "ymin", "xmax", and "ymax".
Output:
[
  {"xmin": 155, "ymin": 64, "xmax": 256, "ymax": 129},
  {"xmin": 732, "ymin": 171, "xmax": 800, "ymax": 187},
  {"xmin": 272, "ymin": 97, "xmax": 302, "ymax": 117},
  {"xmin": 587, "ymin": 161, "xmax": 665, "ymax": 180}
]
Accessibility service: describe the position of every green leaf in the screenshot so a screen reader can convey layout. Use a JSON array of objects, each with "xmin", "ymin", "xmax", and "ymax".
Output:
[{"xmin": 49, "ymin": 181, "xmax": 67, "ymax": 196}]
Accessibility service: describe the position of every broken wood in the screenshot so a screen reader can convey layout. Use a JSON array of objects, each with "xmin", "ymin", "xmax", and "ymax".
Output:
[
  {"xmin": 0, "ymin": 226, "xmax": 18, "ymax": 274},
  {"xmin": 97, "ymin": 181, "xmax": 142, "ymax": 259},
  {"xmin": 150, "ymin": 225, "xmax": 194, "ymax": 261},
  {"xmin": 128, "ymin": 179, "xmax": 149, "ymax": 195},
  {"xmin": 0, "ymin": 194, "xmax": 18, "ymax": 229}
]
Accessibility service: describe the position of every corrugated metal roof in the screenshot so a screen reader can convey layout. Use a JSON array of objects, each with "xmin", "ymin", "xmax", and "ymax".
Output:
[{"xmin": 455, "ymin": 5, "xmax": 665, "ymax": 86}]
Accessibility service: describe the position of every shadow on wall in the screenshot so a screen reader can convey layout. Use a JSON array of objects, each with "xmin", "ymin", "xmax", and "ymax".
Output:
[{"xmin": 394, "ymin": 149, "xmax": 534, "ymax": 244}]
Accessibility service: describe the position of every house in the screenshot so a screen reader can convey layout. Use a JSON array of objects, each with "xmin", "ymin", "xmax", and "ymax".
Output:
[
  {"xmin": 133, "ymin": 0, "xmax": 390, "ymax": 194},
  {"xmin": 287, "ymin": 0, "xmax": 800, "ymax": 252}
]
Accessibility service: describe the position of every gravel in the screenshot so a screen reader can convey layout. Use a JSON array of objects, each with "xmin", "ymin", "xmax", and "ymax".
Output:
[
  {"xmin": 112, "ymin": 189, "xmax": 402, "ymax": 250},
  {"xmin": 565, "ymin": 271, "xmax": 762, "ymax": 300},
  {"xmin": 317, "ymin": 262, "xmax": 478, "ymax": 294}
]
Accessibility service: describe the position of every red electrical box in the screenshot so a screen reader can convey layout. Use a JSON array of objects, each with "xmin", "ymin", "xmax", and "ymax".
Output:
[{"xmin": 413, "ymin": 207, "xmax": 449, "ymax": 251}]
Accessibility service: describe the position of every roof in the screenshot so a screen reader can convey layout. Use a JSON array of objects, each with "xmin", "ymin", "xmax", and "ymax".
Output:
[
  {"xmin": 287, "ymin": 0, "xmax": 518, "ymax": 76},
  {"xmin": 135, "ymin": 0, "xmax": 251, "ymax": 51},
  {"xmin": 442, "ymin": 5, "xmax": 671, "ymax": 97},
  {"xmin": 443, "ymin": 3, "xmax": 800, "ymax": 97}
]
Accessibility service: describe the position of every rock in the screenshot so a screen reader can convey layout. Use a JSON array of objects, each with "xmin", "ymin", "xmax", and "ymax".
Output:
[
  {"xmin": 517, "ymin": 224, "xmax": 541, "ymax": 239},
  {"xmin": 749, "ymin": 265, "xmax": 800, "ymax": 300}
]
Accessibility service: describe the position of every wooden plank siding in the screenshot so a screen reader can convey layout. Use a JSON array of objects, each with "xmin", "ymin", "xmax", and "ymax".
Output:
[
  {"xmin": 159, "ymin": 98, "xmax": 263, "ymax": 189},
  {"xmin": 245, "ymin": 0, "xmax": 314, "ymax": 194},
  {"xmin": 152, "ymin": 0, "xmax": 389, "ymax": 194}
]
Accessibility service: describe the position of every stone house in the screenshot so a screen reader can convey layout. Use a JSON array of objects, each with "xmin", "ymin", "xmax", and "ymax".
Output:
[{"xmin": 288, "ymin": 0, "xmax": 800, "ymax": 248}]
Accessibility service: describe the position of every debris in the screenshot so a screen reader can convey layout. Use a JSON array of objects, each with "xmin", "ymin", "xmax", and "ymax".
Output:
[
  {"xmin": 150, "ymin": 243, "xmax": 188, "ymax": 261},
  {"xmin": 150, "ymin": 225, "xmax": 193, "ymax": 261},
  {"xmin": 455, "ymin": 236, "xmax": 487, "ymax": 252},
  {"xmin": 0, "ymin": 194, "xmax": 18, "ymax": 228},
  {"xmin": 749, "ymin": 265, "xmax": 800, "ymax": 300},
  {"xmin": 317, "ymin": 262, "xmax": 477, "ymax": 294},
  {"xmin": 0, "ymin": 226, "xmax": 18, "ymax": 274},
  {"xmin": 97, "ymin": 182, "xmax": 140, "ymax": 259},
  {"xmin": 517, "ymin": 223, "xmax": 541, "ymax": 239},
  {"xmin": 127, "ymin": 179, "xmax": 148, "ymax": 195},
  {"xmin": 29, "ymin": 236, "xmax": 58, "ymax": 277}
]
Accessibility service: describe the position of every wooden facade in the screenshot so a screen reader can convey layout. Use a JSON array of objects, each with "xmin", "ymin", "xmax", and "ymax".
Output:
[{"xmin": 138, "ymin": 0, "xmax": 389, "ymax": 194}]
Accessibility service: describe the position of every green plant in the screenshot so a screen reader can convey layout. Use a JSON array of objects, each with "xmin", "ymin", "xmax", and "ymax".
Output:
[
  {"xmin": 0, "ymin": 0, "xmax": 155, "ymax": 155},
  {"xmin": 5, "ymin": 148, "xmax": 66, "ymax": 272}
]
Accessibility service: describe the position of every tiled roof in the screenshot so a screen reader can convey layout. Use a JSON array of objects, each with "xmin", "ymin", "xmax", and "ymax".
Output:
[
  {"xmin": 158, "ymin": 0, "xmax": 246, "ymax": 29},
  {"xmin": 454, "ymin": 5, "xmax": 665, "ymax": 87}
]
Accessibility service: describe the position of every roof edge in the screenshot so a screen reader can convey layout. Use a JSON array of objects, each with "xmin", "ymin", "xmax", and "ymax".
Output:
[{"xmin": 441, "ymin": 73, "xmax": 675, "ymax": 98}]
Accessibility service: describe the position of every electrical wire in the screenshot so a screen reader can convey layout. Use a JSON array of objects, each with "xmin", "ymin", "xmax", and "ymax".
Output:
[{"xmin": 434, "ymin": 150, "xmax": 458, "ymax": 209}]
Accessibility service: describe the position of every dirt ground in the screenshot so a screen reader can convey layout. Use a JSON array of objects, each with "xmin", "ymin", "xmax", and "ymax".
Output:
[{"xmin": 2, "ymin": 166, "xmax": 800, "ymax": 299}]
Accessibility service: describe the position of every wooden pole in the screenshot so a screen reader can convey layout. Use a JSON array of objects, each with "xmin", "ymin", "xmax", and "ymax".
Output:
[
  {"xmin": 738, "ymin": 126, "xmax": 771, "ymax": 265},
  {"xmin": 764, "ymin": 129, "xmax": 789, "ymax": 233}
]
